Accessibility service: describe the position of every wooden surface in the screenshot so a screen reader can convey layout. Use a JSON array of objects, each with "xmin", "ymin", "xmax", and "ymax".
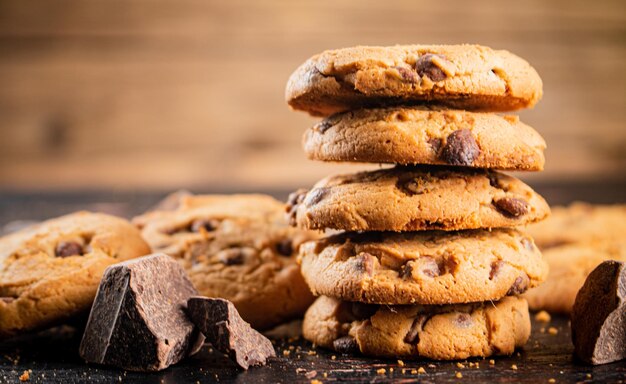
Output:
[{"xmin": 1, "ymin": 0, "xmax": 625, "ymax": 191}]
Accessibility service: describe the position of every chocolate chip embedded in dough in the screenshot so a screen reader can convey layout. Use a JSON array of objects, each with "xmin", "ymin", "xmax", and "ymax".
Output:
[
  {"xmin": 186, "ymin": 296, "xmax": 276, "ymax": 369},
  {"xmin": 428, "ymin": 137, "xmax": 442, "ymax": 154},
  {"xmin": 396, "ymin": 177, "xmax": 427, "ymax": 196},
  {"xmin": 440, "ymin": 129, "xmax": 480, "ymax": 166},
  {"xmin": 393, "ymin": 66, "xmax": 419, "ymax": 83},
  {"xmin": 404, "ymin": 315, "xmax": 428, "ymax": 344},
  {"xmin": 333, "ymin": 336, "xmax": 359, "ymax": 354},
  {"xmin": 507, "ymin": 275, "xmax": 530, "ymax": 295},
  {"xmin": 315, "ymin": 120, "xmax": 333, "ymax": 134},
  {"xmin": 350, "ymin": 302, "xmax": 378, "ymax": 321},
  {"xmin": 355, "ymin": 253, "xmax": 376, "ymax": 276},
  {"xmin": 489, "ymin": 260, "xmax": 504, "ymax": 280},
  {"xmin": 190, "ymin": 219, "xmax": 219, "ymax": 233},
  {"xmin": 415, "ymin": 54, "xmax": 448, "ymax": 82},
  {"xmin": 454, "ymin": 313, "xmax": 473, "ymax": 329},
  {"xmin": 572, "ymin": 260, "xmax": 626, "ymax": 365},
  {"xmin": 55, "ymin": 241, "xmax": 84, "ymax": 258},
  {"xmin": 275, "ymin": 238, "xmax": 293, "ymax": 257},
  {"xmin": 493, "ymin": 197, "xmax": 529, "ymax": 218},
  {"xmin": 306, "ymin": 187, "xmax": 330, "ymax": 206}
]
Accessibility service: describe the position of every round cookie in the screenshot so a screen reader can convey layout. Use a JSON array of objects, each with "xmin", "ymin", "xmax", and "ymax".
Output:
[
  {"xmin": 526, "ymin": 202, "xmax": 626, "ymax": 249},
  {"xmin": 0, "ymin": 212, "xmax": 150, "ymax": 339},
  {"xmin": 303, "ymin": 107, "xmax": 546, "ymax": 170},
  {"xmin": 524, "ymin": 240, "xmax": 626, "ymax": 314},
  {"xmin": 134, "ymin": 193, "xmax": 320, "ymax": 330},
  {"xmin": 286, "ymin": 44, "xmax": 543, "ymax": 117},
  {"xmin": 303, "ymin": 296, "xmax": 531, "ymax": 360},
  {"xmin": 287, "ymin": 166, "xmax": 550, "ymax": 232},
  {"xmin": 299, "ymin": 228, "xmax": 547, "ymax": 305}
]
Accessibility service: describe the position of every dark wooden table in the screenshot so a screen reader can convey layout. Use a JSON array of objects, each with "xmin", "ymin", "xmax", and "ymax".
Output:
[{"xmin": 1, "ymin": 183, "xmax": 625, "ymax": 383}]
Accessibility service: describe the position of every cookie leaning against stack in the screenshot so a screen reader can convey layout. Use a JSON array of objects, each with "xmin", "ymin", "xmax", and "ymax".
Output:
[{"xmin": 285, "ymin": 44, "xmax": 550, "ymax": 360}]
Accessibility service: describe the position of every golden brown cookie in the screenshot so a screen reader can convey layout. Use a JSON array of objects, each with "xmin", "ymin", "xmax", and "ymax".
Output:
[
  {"xmin": 287, "ymin": 166, "xmax": 550, "ymax": 232},
  {"xmin": 526, "ymin": 202, "xmax": 626, "ymax": 249},
  {"xmin": 524, "ymin": 240, "xmax": 626, "ymax": 314},
  {"xmin": 299, "ymin": 228, "xmax": 547, "ymax": 305},
  {"xmin": 303, "ymin": 296, "xmax": 530, "ymax": 360},
  {"xmin": 303, "ymin": 107, "xmax": 545, "ymax": 170},
  {"xmin": 134, "ymin": 193, "xmax": 320, "ymax": 330},
  {"xmin": 0, "ymin": 212, "xmax": 150, "ymax": 339},
  {"xmin": 286, "ymin": 44, "xmax": 543, "ymax": 116}
]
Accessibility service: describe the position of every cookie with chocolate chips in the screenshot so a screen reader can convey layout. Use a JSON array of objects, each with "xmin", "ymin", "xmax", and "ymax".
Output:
[
  {"xmin": 0, "ymin": 212, "xmax": 150, "ymax": 339},
  {"xmin": 299, "ymin": 228, "xmax": 547, "ymax": 305},
  {"xmin": 304, "ymin": 107, "xmax": 545, "ymax": 170},
  {"xmin": 133, "ymin": 193, "xmax": 320, "ymax": 330},
  {"xmin": 286, "ymin": 44, "xmax": 543, "ymax": 117},
  {"xmin": 303, "ymin": 295, "xmax": 531, "ymax": 360},
  {"xmin": 287, "ymin": 166, "xmax": 550, "ymax": 232}
]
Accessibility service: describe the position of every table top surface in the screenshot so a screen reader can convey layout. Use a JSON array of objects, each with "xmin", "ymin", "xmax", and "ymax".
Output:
[{"xmin": 0, "ymin": 185, "xmax": 625, "ymax": 383}]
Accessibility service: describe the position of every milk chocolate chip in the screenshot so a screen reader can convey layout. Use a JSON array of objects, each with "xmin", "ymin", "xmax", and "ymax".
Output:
[
  {"xmin": 333, "ymin": 336, "xmax": 359, "ymax": 354},
  {"xmin": 440, "ymin": 129, "xmax": 480, "ymax": 166},
  {"xmin": 350, "ymin": 302, "xmax": 378, "ymax": 320},
  {"xmin": 355, "ymin": 253, "xmax": 376, "ymax": 276},
  {"xmin": 393, "ymin": 66, "xmax": 419, "ymax": 83},
  {"xmin": 404, "ymin": 315, "xmax": 428, "ymax": 344},
  {"xmin": 55, "ymin": 241, "xmax": 84, "ymax": 257},
  {"xmin": 507, "ymin": 275, "xmax": 529, "ymax": 295},
  {"xmin": 286, "ymin": 188, "xmax": 307, "ymax": 226},
  {"xmin": 396, "ymin": 177, "xmax": 427, "ymax": 196},
  {"xmin": 216, "ymin": 248, "xmax": 251, "ymax": 265},
  {"xmin": 493, "ymin": 197, "xmax": 529, "ymax": 218},
  {"xmin": 572, "ymin": 260, "xmax": 626, "ymax": 365},
  {"xmin": 190, "ymin": 219, "xmax": 219, "ymax": 233},
  {"xmin": 415, "ymin": 54, "xmax": 447, "ymax": 82}
]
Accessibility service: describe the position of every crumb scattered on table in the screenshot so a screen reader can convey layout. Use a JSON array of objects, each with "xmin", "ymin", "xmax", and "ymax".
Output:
[{"xmin": 535, "ymin": 310, "xmax": 551, "ymax": 323}]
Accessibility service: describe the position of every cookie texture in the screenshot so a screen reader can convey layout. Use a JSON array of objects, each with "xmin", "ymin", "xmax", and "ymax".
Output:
[
  {"xmin": 0, "ymin": 212, "xmax": 151, "ymax": 339},
  {"xmin": 287, "ymin": 166, "xmax": 549, "ymax": 232},
  {"xmin": 303, "ymin": 296, "xmax": 530, "ymax": 360},
  {"xmin": 134, "ymin": 193, "xmax": 320, "ymax": 330},
  {"xmin": 304, "ymin": 107, "xmax": 545, "ymax": 170},
  {"xmin": 286, "ymin": 44, "xmax": 543, "ymax": 116},
  {"xmin": 526, "ymin": 203, "xmax": 626, "ymax": 249},
  {"xmin": 524, "ymin": 240, "xmax": 626, "ymax": 314},
  {"xmin": 299, "ymin": 229, "xmax": 547, "ymax": 305}
]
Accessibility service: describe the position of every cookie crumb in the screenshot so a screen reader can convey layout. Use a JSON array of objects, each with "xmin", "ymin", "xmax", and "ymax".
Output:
[
  {"xmin": 456, "ymin": 362, "xmax": 465, "ymax": 368},
  {"xmin": 548, "ymin": 327, "xmax": 558, "ymax": 335},
  {"xmin": 540, "ymin": 327, "xmax": 546, "ymax": 333},
  {"xmin": 310, "ymin": 380, "xmax": 323, "ymax": 384},
  {"xmin": 511, "ymin": 364, "xmax": 518, "ymax": 370},
  {"xmin": 417, "ymin": 367, "xmax": 426, "ymax": 374},
  {"xmin": 456, "ymin": 372, "xmax": 463, "ymax": 378},
  {"xmin": 389, "ymin": 367, "xmax": 394, "ymax": 373},
  {"xmin": 535, "ymin": 310, "xmax": 551, "ymax": 323},
  {"xmin": 586, "ymin": 374, "xmax": 592, "ymax": 379},
  {"xmin": 305, "ymin": 370, "xmax": 317, "ymax": 379},
  {"xmin": 428, "ymin": 364, "xmax": 436, "ymax": 368},
  {"xmin": 401, "ymin": 368, "xmax": 406, "ymax": 374},
  {"xmin": 411, "ymin": 369, "xmax": 418, "ymax": 374},
  {"xmin": 397, "ymin": 359, "xmax": 405, "ymax": 367},
  {"xmin": 282, "ymin": 350, "xmax": 291, "ymax": 356},
  {"xmin": 489, "ymin": 359, "xmax": 495, "ymax": 365},
  {"xmin": 376, "ymin": 368, "xmax": 386, "ymax": 375},
  {"xmin": 19, "ymin": 371, "xmax": 29, "ymax": 382},
  {"xmin": 331, "ymin": 355, "xmax": 336, "ymax": 360},
  {"xmin": 548, "ymin": 379, "xmax": 555, "ymax": 383}
]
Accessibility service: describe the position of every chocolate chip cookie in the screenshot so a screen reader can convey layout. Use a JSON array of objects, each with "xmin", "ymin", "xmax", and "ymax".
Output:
[
  {"xmin": 287, "ymin": 166, "xmax": 549, "ymax": 232},
  {"xmin": 286, "ymin": 44, "xmax": 543, "ymax": 116},
  {"xmin": 0, "ymin": 211, "xmax": 151, "ymax": 339},
  {"xmin": 299, "ymin": 228, "xmax": 547, "ymax": 305},
  {"xmin": 303, "ymin": 295, "xmax": 531, "ymax": 360},
  {"xmin": 303, "ymin": 107, "xmax": 545, "ymax": 170},
  {"xmin": 134, "ymin": 193, "xmax": 320, "ymax": 330}
]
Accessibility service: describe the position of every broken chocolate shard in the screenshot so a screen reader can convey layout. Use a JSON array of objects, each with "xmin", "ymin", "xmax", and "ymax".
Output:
[
  {"xmin": 186, "ymin": 296, "xmax": 275, "ymax": 369},
  {"xmin": 79, "ymin": 254, "xmax": 204, "ymax": 372},
  {"xmin": 572, "ymin": 260, "xmax": 626, "ymax": 365}
]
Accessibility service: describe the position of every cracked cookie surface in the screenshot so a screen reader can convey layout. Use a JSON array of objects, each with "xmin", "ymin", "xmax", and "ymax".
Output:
[
  {"xmin": 299, "ymin": 228, "xmax": 547, "ymax": 305},
  {"xmin": 134, "ymin": 193, "xmax": 320, "ymax": 330},
  {"xmin": 287, "ymin": 166, "xmax": 549, "ymax": 232},
  {"xmin": 303, "ymin": 295, "xmax": 530, "ymax": 360},
  {"xmin": 304, "ymin": 106, "xmax": 545, "ymax": 170},
  {"xmin": 0, "ymin": 211, "xmax": 150, "ymax": 339},
  {"xmin": 286, "ymin": 44, "xmax": 543, "ymax": 116}
]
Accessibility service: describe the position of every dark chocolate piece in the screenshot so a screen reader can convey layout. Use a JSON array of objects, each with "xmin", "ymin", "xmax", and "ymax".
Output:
[
  {"xmin": 186, "ymin": 296, "xmax": 275, "ymax": 369},
  {"xmin": 55, "ymin": 241, "xmax": 84, "ymax": 258},
  {"xmin": 572, "ymin": 260, "xmax": 626, "ymax": 365},
  {"xmin": 79, "ymin": 254, "xmax": 204, "ymax": 372}
]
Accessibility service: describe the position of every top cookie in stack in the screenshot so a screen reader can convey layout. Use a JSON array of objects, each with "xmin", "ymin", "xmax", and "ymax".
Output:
[{"xmin": 285, "ymin": 44, "xmax": 550, "ymax": 361}]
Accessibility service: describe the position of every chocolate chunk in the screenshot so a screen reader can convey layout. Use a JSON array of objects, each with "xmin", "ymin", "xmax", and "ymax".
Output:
[
  {"xmin": 275, "ymin": 238, "xmax": 293, "ymax": 257},
  {"xmin": 355, "ymin": 253, "xmax": 376, "ymax": 276},
  {"xmin": 428, "ymin": 137, "xmax": 442, "ymax": 154},
  {"xmin": 79, "ymin": 254, "xmax": 203, "ymax": 371},
  {"xmin": 440, "ymin": 129, "xmax": 480, "ymax": 166},
  {"xmin": 572, "ymin": 261, "xmax": 626, "ymax": 365},
  {"xmin": 55, "ymin": 241, "xmax": 84, "ymax": 258},
  {"xmin": 487, "ymin": 172, "xmax": 504, "ymax": 189},
  {"xmin": 454, "ymin": 313, "xmax": 473, "ymax": 328},
  {"xmin": 506, "ymin": 275, "xmax": 529, "ymax": 295},
  {"xmin": 350, "ymin": 302, "xmax": 378, "ymax": 320},
  {"xmin": 333, "ymin": 336, "xmax": 359, "ymax": 354},
  {"xmin": 393, "ymin": 66, "xmax": 418, "ymax": 83},
  {"xmin": 520, "ymin": 237, "xmax": 535, "ymax": 252},
  {"xmin": 0, "ymin": 297, "xmax": 15, "ymax": 304},
  {"xmin": 190, "ymin": 219, "xmax": 218, "ymax": 233},
  {"xmin": 493, "ymin": 197, "xmax": 529, "ymax": 218},
  {"xmin": 316, "ymin": 120, "xmax": 333, "ymax": 134},
  {"xmin": 306, "ymin": 187, "xmax": 329, "ymax": 206},
  {"xmin": 286, "ymin": 188, "xmax": 307, "ymax": 226},
  {"xmin": 489, "ymin": 261, "xmax": 504, "ymax": 280},
  {"xmin": 400, "ymin": 262, "xmax": 414, "ymax": 280},
  {"xmin": 216, "ymin": 248, "xmax": 251, "ymax": 265},
  {"xmin": 415, "ymin": 54, "xmax": 447, "ymax": 82},
  {"xmin": 187, "ymin": 297, "xmax": 275, "ymax": 369},
  {"xmin": 404, "ymin": 316, "xmax": 427, "ymax": 344},
  {"xmin": 396, "ymin": 177, "xmax": 427, "ymax": 196}
]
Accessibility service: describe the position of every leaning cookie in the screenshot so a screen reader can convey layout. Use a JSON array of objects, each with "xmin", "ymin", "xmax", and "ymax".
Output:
[
  {"xmin": 134, "ymin": 193, "xmax": 320, "ymax": 330},
  {"xmin": 299, "ymin": 229, "xmax": 547, "ymax": 305},
  {"xmin": 286, "ymin": 44, "xmax": 543, "ymax": 116},
  {"xmin": 304, "ymin": 107, "xmax": 545, "ymax": 170},
  {"xmin": 303, "ymin": 296, "xmax": 530, "ymax": 360},
  {"xmin": 288, "ymin": 166, "xmax": 550, "ymax": 232},
  {"xmin": 0, "ymin": 212, "xmax": 151, "ymax": 339}
]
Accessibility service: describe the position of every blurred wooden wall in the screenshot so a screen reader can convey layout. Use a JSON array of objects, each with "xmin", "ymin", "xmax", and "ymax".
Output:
[{"xmin": 0, "ymin": 0, "xmax": 624, "ymax": 191}]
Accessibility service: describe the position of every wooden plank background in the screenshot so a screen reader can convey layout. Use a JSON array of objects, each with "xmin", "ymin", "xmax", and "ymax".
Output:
[{"xmin": 0, "ymin": 0, "xmax": 624, "ymax": 191}]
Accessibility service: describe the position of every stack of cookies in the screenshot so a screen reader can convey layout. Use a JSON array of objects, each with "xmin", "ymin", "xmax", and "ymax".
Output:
[{"xmin": 285, "ymin": 44, "xmax": 551, "ymax": 360}]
